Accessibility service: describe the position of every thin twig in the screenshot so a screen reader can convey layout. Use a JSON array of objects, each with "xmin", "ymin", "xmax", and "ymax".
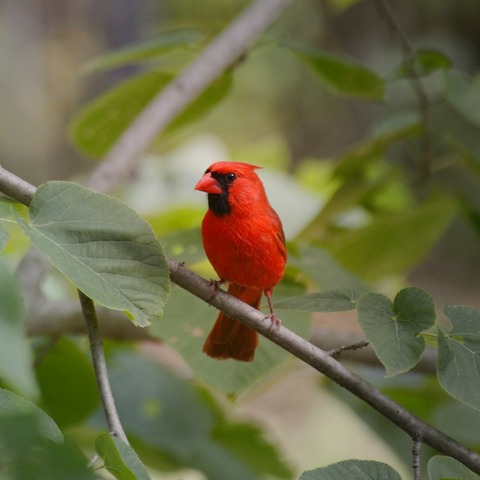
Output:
[
  {"xmin": 326, "ymin": 340, "xmax": 369, "ymax": 357},
  {"xmin": 2, "ymin": 166, "xmax": 480, "ymax": 473},
  {"xmin": 78, "ymin": 290, "xmax": 129, "ymax": 445},
  {"xmin": 373, "ymin": 0, "xmax": 433, "ymax": 180},
  {"xmin": 85, "ymin": 0, "xmax": 296, "ymax": 194},
  {"xmin": 412, "ymin": 436, "xmax": 422, "ymax": 480}
]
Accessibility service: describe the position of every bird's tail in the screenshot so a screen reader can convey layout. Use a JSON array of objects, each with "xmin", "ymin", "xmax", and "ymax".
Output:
[{"xmin": 203, "ymin": 284, "xmax": 262, "ymax": 362}]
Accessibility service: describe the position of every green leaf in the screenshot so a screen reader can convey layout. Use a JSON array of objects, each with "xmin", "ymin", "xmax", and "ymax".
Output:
[
  {"xmin": 299, "ymin": 459, "xmax": 402, "ymax": 480},
  {"xmin": 428, "ymin": 456, "xmax": 480, "ymax": 480},
  {"xmin": 14, "ymin": 181, "xmax": 170, "ymax": 327},
  {"xmin": 274, "ymin": 289, "xmax": 361, "ymax": 312},
  {"xmin": 94, "ymin": 432, "xmax": 151, "ymax": 480},
  {"xmin": 71, "ymin": 70, "xmax": 233, "ymax": 159},
  {"xmin": 83, "ymin": 29, "xmax": 203, "ymax": 73},
  {"xmin": 212, "ymin": 422, "xmax": 293, "ymax": 479},
  {"xmin": 284, "ymin": 41, "xmax": 385, "ymax": 101},
  {"xmin": 445, "ymin": 71, "xmax": 480, "ymax": 129},
  {"xmin": 396, "ymin": 49, "xmax": 451, "ymax": 78},
  {"xmin": 150, "ymin": 279, "xmax": 311, "ymax": 395},
  {"xmin": 415, "ymin": 49, "xmax": 451, "ymax": 74},
  {"xmin": 289, "ymin": 245, "xmax": 372, "ymax": 293},
  {"xmin": 357, "ymin": 287, "xmax": 436, "ymax": 376},
  {"xmin": 0, "ymin": 387, "xmax": 63, "ymax": 443},
  {"xmin": 438, "ymin": 305, "xmax": 480, "ymax": 410},
  {"xmin": 36, "ymin": 338, "xmax": 99, "ymax": 427},
  {"xmin": 325, "ymin": 194, "xmax": 457, "ymax": 282},
  {"xmin": 0, "ymin": 260, "xmax": 37, "ymax": 398}
]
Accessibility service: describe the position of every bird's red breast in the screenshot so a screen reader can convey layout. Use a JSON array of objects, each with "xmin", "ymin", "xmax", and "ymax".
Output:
[{"xmin": 195, "ymin": 161, "xmax": 287, "ymax": 362}]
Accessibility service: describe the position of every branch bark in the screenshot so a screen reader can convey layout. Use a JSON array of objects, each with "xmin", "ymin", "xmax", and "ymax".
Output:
[
  {"xmin": 78, "ymin": 291, "xmax": 129, "ymax": 444},
  {"xmin": 85, "ymin": 0, "xmax": 297, "ymax": 194},
  {"xmin": 2, "ymin": 165, "xmax": 480, "ymax": 472}
]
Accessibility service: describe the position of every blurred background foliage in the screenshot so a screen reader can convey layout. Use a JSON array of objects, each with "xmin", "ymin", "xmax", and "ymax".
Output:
[{"xmin": 2, "ymin": 0, "xmax": 480, "ymax": 478}]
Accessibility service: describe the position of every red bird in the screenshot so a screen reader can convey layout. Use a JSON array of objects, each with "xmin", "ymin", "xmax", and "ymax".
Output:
[{"xmin": 195, "ymin": 161, "xmax": 287, "ymax": 362}]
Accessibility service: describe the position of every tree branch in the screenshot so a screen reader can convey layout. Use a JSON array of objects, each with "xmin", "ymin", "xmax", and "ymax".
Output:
[
  {"xmin": 85, "ymin": 0, "xmax": 296, "ymax": 194},
  {"xmin": 413, "ymin": 436, "xmax": 422, "ymax": 480},
  {"xmin": 373, "ymin": 0, "xmax": 433, "ymax": 179},
  {"xmin": 78, "ymin": 291, "xmax": 129, "ymax": 444},
  {"xmin": 2, "ymin": 164, "xmax": 480, "ymax": 472}
]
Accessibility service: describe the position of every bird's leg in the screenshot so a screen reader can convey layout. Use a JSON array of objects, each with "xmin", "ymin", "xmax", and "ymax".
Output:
[
  {"xmin": 264, "ymin": 289, "xmax": 281, "ymax": 335},
  {"xmin": 207, "ymin": 278, "xmax": 226, "ymax": 301}
]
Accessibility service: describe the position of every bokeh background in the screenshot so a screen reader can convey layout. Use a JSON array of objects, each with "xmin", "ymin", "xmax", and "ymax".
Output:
[{"xmin": 2, "ymin": 0, "xmax": 480, "ymax": 478}]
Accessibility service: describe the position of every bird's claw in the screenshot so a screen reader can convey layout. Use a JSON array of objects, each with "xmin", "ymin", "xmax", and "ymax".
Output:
[
  {"xmin": 265, "ymin": 313, "xmax": 281, "ymax": 337},
  {"xmin": 207, "ymin": 278, "xmax": 226, "ymax": 301}
]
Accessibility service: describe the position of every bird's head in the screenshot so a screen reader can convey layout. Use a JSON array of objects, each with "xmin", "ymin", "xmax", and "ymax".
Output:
[{"xmin": 195, "ymin": 161, "xmax": 265, "ymax": 216}]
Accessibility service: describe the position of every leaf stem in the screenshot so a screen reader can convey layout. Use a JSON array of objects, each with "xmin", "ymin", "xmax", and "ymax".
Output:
[{"xmin": 78, "ymin": 290, "xmax": 129, "ymax": 445}]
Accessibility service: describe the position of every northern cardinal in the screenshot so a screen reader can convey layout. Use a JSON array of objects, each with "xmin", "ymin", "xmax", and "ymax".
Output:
[{"xmin": 195, "ymin": 161, "xmax": 287, "ymax": 362}]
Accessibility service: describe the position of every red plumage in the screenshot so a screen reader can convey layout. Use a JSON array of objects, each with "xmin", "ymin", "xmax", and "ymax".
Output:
[{"xmin": 195, "ymin": 161, "xmax": 287, "ymax": 362}]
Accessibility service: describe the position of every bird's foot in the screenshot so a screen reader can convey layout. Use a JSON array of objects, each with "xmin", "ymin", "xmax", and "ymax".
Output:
[
  {"xmin": 265, "ymin": 313, "xmax": 281, "ymax": 336},
  {"xmin": 207, "ymin": 278, "xmax": 226, "ymax": 301}
]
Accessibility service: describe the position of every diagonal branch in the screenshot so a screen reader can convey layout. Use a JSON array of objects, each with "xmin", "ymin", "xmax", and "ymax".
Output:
[{"xmin": 85, "ymin": 0, "xmax": 297, "ymax": 194}]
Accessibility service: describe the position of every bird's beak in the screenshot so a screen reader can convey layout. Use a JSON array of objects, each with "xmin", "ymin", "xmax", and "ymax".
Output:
[{"xmin": 194, "ymin": 173, "xmax": 222, "ymax": 194}]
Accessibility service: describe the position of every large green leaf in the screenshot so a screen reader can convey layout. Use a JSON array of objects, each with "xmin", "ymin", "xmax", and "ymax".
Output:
[
  {"xmin": 428, "ymin": 456, "xmax": 480, "ymax": 480},
  {"xmin": 36, "ymin": 338, "xmax": 99, "ymax": 427},
  {"xmin": 357, "ymin": 287, "xmax": 436, "ymax": 376},
  {"xmin": 0, "ymin": 387, "xmax": 63, "ymax": 443},
  {"xmin": 325, "ymin": 194, "xmax": 457, "ymax": 282},
  {"xmin": 299, "ymin": 460, "xmax": 402, "ymax": 480},
  {"xmin": 94, "ymin": 432, "xmax": 151, "ymax": 480},
  {"xmin": 437, "ymin": 305, "xmax": 480, "ymax": 410},
  {"xmin": 445, "ymin": 71, "xmax": 480, "ymax": 129},
  {"xmin": 289, "ymin": 245, "xmax": 372, "ymax": 293},
  {"xmin": 83, "ymin": 29, "xmax": 203, "ymax": 73},
  {"xmin": 274, "ymin": 289, "xmax": 360, "ymax": 312},
  {"xmin": 71, "ymin": 70, "xmax": 233, "ymax": 158},
  {"xmin": 284, "ymin": 42, "xmax": 385, "ymax": 101},
  {"xmin": 15, "ymin": 181, "xmax": 170, "ymax": 327},
  {"xmin": 0, "ymin": 260, "xmax": 37, "ymax": 398},
  {"xmin": 150, "ymin": 279, "xmax": 311, "ymax": 395}
]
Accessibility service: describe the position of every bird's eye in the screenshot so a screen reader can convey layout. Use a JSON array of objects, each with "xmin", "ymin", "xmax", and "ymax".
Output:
[{"xmin": 225, "ymin": 173, "xmax": 236, "ymax": 183}]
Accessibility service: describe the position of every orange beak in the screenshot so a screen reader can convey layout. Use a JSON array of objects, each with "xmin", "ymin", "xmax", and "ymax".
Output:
[{"xmin": 194, "ymin": 173, "xmax": 222, "ymax": 194}]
